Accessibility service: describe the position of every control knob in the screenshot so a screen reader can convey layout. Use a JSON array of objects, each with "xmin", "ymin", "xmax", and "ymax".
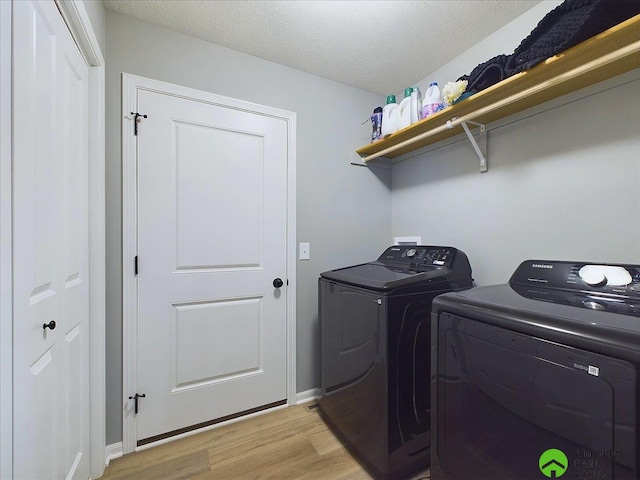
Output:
[
  {"xmin": 578, "ymin": 265, "xmax": 632, "ymax": 288},
  {"xmin": 579, "ymin": 267, "xmax": 607, "ymax": 287}
]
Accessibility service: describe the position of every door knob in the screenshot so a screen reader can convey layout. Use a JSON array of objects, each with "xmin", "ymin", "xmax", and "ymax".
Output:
[
  {"xmin": 43, "ymin": 320, "xmax": 56, "ymax": 330},
  {"xmin": 273, "ymin": 278, "xmax": 284, "ymax": 288}
]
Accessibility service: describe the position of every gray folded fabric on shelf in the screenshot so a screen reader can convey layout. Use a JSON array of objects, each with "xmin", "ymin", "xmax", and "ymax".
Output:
[
  {"xmin": 457, "ymin": 54, "xmax": 510, "ymax": 95},
  {"xmin": 458, "ymin": 0, "xmax": 640, "ymax": 95},
  {"xmin": 506, "ymin": 0, "xmax": 640, "ymax": 75}
]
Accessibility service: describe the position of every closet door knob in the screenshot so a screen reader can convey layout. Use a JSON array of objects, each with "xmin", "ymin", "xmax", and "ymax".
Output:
[{"xmin": 273, "ymin": 278, "xmax": 284, "ymax": 288}]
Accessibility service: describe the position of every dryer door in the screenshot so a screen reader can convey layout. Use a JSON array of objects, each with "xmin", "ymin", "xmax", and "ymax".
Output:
[{"xmin": 434, "ymin": 313, "xmax": 637, "ymax": 480}]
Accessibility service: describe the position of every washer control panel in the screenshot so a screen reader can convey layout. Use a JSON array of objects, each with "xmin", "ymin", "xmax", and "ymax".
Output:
[
  {"xmin": 510, "ymin": 260, "xmax": 640, "ymax": 297},
  {"xmin": 378, "ymin": 246, "xmax": 456, "ymax": 267}
]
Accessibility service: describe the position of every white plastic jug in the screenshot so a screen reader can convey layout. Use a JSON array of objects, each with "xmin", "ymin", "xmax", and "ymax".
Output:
[
  {"xmin": 382, "ymin": 95, "xmax": 399, "ymax": 136},
  {"xmin": 423, "ymin": 82, "xmax": 443, "ymax": 118},
  {"xmin": 397, "ymin": 87, "xmax": 413, "ymax": 130}
]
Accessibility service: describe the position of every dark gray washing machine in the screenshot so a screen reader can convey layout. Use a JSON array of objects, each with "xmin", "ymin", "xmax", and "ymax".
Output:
[
  {"xmin": 318, "ymin": 246, "xmax": 473, "ymax": 478},
  {"xmin": 431, "ymin": 260, "xmax": 640, "ymax": 480}
]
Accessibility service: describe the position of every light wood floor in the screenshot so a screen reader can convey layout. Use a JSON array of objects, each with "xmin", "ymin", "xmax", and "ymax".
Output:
[{"xmin": 101, "ymin": 404, "xmax": 430, "ymax": 480}]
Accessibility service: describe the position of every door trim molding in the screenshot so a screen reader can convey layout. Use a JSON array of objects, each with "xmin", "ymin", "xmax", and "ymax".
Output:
[
  {"xmin": 121, "ymin": 73, "xmax": 297, "ymax": 454},
  {"xmin": 87, "ymin": 63, "xmax": 107, "ymax": 480},
  {"xmin": 0, "ymin": 2, "xmax": 13, "ymax": 479},
  {"xmin": 56, "ymin": 0, "xmax": 104, "ymax": 67},
  {"xmin": 55, "ymin": 1, "xmax": 107, "ymax": 478}
]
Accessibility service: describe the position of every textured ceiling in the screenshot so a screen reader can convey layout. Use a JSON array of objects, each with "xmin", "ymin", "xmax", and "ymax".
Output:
[{"xmin": 103, "ymin": 0, "xmax": 543, "ymax": 95}]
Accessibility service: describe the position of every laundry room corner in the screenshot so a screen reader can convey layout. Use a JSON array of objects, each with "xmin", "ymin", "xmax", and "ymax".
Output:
[
  {"xmin": 390, "ymin": 1, "xmax": 640, "ymax": 287},
  {"xmin": 8, "ymin": 0, "xmax": 640, "ymax": 477}
]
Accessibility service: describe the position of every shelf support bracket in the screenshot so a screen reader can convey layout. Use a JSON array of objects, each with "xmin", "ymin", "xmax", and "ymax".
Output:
[
  {"xmin": 448, "ymin": 119, "xmax": 487, "ymax": 173},
  {"xmin": 350, "ymin": 152, "xmax": 393, "ymax": 170}
]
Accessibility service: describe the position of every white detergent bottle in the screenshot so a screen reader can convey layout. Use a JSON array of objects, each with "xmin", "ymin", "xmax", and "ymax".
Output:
[
  {"xmin": 423, "ymin": 82, "xmax": 443, "ymax": 118},
  {"xmin": 381, "ymin": 95, "xmax": 398, "ymax": 136},
  {"xmin": 397, "ymin": 87, "xmax": 413, "ymax": 130},
  {"xmin": 410, "ymin": 86, "xmax": 422, "ymax": 124}
]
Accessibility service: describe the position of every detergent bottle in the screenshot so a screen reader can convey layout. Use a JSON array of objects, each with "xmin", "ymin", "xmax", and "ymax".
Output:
[
  {"xmin": 381, "ymin": 95, "xmax": 398, "ymax": 136},
  {"xmin": 423, "ymin": 82, "xmax": 443, "ymax": 118},
  {"xmin": 397, "ymin": 87, "xmax": 413, "ymax": 130},
  {"xmin": 370, "ymin": 106, "xmax": 383, "ymax": 142},
  {"xmin": 410, "ymin": 86, "xmax": 422, "ymax": 124}
]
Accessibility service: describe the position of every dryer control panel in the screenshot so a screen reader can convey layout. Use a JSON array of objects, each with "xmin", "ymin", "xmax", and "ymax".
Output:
[
  {"xmin": 379, "ymin": 246, "xmax": 457, "ymax": 267},
  {"xmin": 510, "ymin": 260, "xmax": 640, "ymax": 298}
]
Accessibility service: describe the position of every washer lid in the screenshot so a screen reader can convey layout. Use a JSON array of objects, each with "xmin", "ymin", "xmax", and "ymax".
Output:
[
  {"xmin": 320, "ymin": 262, "xmax": 446, "ymax": 291},
  {"xmin": 433, "ymin": 284, "xmax": 640, "ymax": 359}
]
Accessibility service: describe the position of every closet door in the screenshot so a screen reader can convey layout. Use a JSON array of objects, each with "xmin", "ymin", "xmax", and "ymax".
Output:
[{"xmin": 12, "ymin": 1, "xmax": 90, "ymax": 478}]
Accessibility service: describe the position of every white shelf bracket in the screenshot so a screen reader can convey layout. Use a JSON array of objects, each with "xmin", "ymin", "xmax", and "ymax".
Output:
[{"xmin": 447, "ymin": 119, "xmax": 487, "ymax": 173}]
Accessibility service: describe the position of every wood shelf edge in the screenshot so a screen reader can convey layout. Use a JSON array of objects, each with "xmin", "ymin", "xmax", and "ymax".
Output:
[{"xmin": 356, "ymin": 13, "xmax": 640, "ymax": 163}]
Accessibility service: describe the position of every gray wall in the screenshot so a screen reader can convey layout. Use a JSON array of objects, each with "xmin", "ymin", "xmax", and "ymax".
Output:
[
  {"xmin": 391, "ymin": 3, "xmax": 640, "ymax": 285},
  {"xmin": 411, "ymin": 1, "xmax": 562, "ymax": 97},
  {"xmin": 105, "ymin": 12, "xmax": 391, "ymax": 445}
]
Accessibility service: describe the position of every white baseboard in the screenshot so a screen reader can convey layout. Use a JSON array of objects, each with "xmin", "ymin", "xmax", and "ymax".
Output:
[
  {"xmin": 296, "ymin": 388, "xmax": 320, "ymax": 405},
  {"xmin": 105, "ymin": 442, "xmax": 123, "ymax": 466}
]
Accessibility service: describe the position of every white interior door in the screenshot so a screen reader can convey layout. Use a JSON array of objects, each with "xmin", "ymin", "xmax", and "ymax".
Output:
[
  {"xmin": 12, "ymin": 1, "xmax": 90, "ymax": 479},
  {"xmin": 135, "ymin": 86, "xmax": 289, "ymax": 443}
]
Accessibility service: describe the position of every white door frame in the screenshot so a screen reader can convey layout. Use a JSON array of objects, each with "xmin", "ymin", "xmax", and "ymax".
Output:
[
  {"xmin": 122, "ymin": 73, "xmax": 297, "ymax": 454},
  {"xmin": 0, "ymin": 1, "xmax": 106, "ymax": 478}
]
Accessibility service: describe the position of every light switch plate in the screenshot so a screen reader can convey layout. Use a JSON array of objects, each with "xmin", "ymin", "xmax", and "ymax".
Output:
[{"xmin": 299, "ymin": 242, "xmax": 310, "ymax": 260}]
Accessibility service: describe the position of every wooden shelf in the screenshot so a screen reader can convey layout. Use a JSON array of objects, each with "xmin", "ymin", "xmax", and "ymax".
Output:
[{"xmin": 357, "ymin": 14, "xmax": 640, "ymax": 163}]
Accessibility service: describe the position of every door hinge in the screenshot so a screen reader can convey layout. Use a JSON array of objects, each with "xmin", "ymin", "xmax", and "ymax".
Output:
[
  {"xmin": 128, "ymin": 393, "xmax": 146, "ymax": 414},
  {"xmin": 134, "ymin": 255, "xmax": 138, "ymax": 275},
  {"xmin": 130, "ymin": 112, "xmax": 147, "ymax": 136}
]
